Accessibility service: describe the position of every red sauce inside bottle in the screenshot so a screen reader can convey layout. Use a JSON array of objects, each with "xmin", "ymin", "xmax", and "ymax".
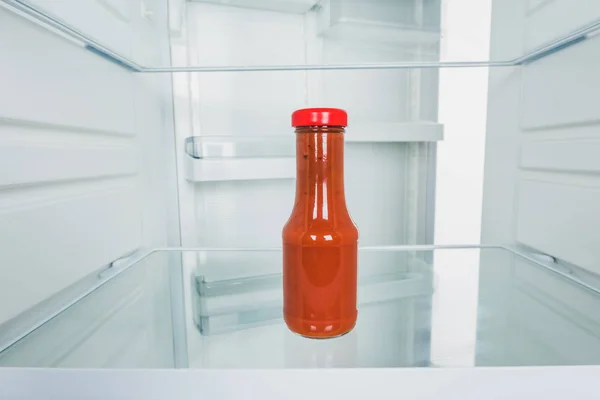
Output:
[{"xmin": 283, "ymin": 108, "xmax": 359, "ymax": 338}]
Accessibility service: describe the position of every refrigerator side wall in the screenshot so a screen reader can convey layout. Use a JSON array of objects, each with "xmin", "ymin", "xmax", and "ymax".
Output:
[
  {"xmin": 0, "ymin": 6, "xmax": 179, "ymax": 327},
  {"xmin": 479, "ymin": 0, "xmax": 600, "ymax": 365},
  {"xmin": 482, "ymin": 0, "xmax": 600, "ymax": 275}
]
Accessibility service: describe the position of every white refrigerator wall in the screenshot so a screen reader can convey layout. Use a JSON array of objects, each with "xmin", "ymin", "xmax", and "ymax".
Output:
[
  {"xmin": 478, "ymin": 0, "xmax": 600, "ymax": 366},
  {"xmin": 0, "ymin": 1, "xmax": 180, "ymax": 341},
  {"xmin": 482, "ymin": 0, "xmax": 600, "ymax": 274}
]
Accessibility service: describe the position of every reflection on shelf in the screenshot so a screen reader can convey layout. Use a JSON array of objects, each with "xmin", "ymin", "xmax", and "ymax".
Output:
[
  {"xmin": 1, "ymin": 0, "xmax": 600, "ymax": 72},
  {"xmin": 195, "ymin": 268, "xmax": 433, "ymax": 335}
]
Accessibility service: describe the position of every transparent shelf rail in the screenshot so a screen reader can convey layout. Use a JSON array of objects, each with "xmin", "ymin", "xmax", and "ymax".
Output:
[
  {"xmin": 1, "ymin": 245, "xmax": 600, "ymax": 369},
  {"xmin": 2, "ymin": 0, "xmax": 600, "ymax": 72}
]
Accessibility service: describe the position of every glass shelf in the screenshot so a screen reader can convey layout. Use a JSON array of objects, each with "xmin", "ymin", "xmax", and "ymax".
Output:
[
  {"xmin": 2, "ymin": 0, "xmax": 600, "ymax": 72},
  {"xmin": 1, "ymin": 245, "xmax": 600, "ymax": 369}
]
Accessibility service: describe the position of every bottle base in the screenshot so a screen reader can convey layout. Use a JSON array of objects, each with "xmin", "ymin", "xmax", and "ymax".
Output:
[
  {"xmin": 284, "ymin": 312, "xmax": 357, "ymax": 339},
  {"xmin": 298, "ymin": 331, "xmax": 351, "ymax": 340}
]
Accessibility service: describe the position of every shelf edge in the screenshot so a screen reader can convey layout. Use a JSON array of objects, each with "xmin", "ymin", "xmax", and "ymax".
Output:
[{"xmin": 185, "ymin": 157, "xmax": 295, "ymax": 182}]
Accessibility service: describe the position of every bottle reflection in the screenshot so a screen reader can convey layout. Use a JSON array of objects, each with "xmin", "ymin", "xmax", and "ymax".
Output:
[{"xmin": 284, "ymin": 328, "xmax": 358, "ymax": 368}]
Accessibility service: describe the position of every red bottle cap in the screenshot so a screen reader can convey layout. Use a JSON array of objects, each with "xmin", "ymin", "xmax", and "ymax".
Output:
[{"xmin": 292, "ymin": 108, "xmax": 348, "ymax": 127}]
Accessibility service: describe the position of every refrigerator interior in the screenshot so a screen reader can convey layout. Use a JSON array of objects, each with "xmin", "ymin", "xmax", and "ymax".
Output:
[{"xmin": 0, "ymin": 0, "xmax": 600, "ymax": 371}]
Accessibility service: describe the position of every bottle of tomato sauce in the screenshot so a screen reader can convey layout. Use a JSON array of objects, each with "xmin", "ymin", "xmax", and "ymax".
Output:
[{"xmin": 283, "ymin": 108, "xmax": 359, "ymax": 339}]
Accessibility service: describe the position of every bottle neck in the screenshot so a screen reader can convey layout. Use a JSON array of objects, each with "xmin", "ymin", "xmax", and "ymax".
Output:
[{"xmin": 294, "ymin": 126, "xmax": 347, "ymax": 217}]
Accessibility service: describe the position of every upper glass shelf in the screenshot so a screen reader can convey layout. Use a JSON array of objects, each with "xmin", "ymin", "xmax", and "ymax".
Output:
[
  {"xmin": 2, "ymin": 0, "xmax": 600, "ymax": 72},
  {"xmin": 1, "ymin": 245, "xmax": 600, "ymax": 369}
]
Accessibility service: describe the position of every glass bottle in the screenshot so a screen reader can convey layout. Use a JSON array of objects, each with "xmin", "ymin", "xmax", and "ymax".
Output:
[{"xmin": 283, "ymin": 108, "xmax": 359, "ymax": 338}]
